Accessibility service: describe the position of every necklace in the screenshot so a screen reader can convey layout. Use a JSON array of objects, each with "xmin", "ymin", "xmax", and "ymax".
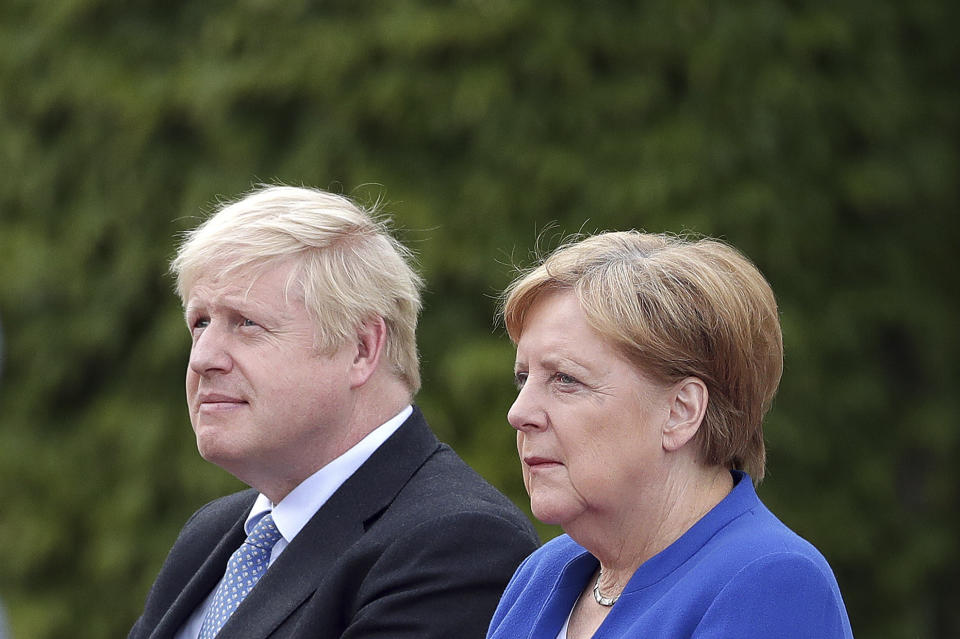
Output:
[{"xmin": 592, "ymin": 571, "xmax": 619, "ymax": 607}]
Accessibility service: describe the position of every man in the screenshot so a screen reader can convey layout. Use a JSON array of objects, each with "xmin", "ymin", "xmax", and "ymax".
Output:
[{"xmin": 129, "ymin": 185, "xmax": 539, "ymax": 638}]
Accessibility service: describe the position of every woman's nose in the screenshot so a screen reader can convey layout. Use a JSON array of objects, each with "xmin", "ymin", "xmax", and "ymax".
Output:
[{"xmin": 507, "ymin": 383, "xmax": 547, "ymax": 432}]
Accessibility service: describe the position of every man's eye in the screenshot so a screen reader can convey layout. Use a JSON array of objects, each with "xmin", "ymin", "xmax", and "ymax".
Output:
[
  {"xmin": 554, "ymin": 373, "xmax": 578, "ymax": 385},
  {"xmin": 191, "ymin": 318, "xmax": 210, "ymax": 330},
  {"xmin": 240, "ymin": 318, "xmax": 259, "ymax": 328}
]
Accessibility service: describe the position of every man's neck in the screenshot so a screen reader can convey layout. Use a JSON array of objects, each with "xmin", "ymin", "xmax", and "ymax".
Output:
[{"xmin": 256, "ymin": 377, "xmax": 411, "ymax": 503}]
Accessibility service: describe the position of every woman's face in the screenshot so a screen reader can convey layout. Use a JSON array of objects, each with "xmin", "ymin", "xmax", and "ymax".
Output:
[{"xmin": 508, "ymin": 290, "xmax": 675, "ymax": 529}]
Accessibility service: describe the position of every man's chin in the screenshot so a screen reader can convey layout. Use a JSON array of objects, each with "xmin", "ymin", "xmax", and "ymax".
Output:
[{"xmin": 195, "ymin": 430, "xmax": 245, "ymax": 467}]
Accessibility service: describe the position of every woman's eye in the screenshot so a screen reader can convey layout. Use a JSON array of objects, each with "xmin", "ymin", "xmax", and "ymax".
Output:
[
  {"xmin": 514, "ymin": 372, "xmax": 528, "ymax": 390},
  {"xmin": 554, "ymin": 373, "xmax": 578, "ymax": 385}
]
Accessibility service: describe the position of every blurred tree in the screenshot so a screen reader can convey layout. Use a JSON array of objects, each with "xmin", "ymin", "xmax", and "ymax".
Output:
[{"xmin": 0, "ymin": 0, "xmax": 957, "ymax": 637}]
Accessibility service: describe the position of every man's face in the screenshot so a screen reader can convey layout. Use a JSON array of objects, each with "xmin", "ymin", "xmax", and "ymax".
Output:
[{"xmin": 183, "ymin": 260, "xmax": 356, "ymax": 494}]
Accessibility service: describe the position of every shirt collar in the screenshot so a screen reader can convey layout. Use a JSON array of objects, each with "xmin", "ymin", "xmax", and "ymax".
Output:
[{"xmin": 245, "ymin": 405, "xmax": 414, "ymax": 542}]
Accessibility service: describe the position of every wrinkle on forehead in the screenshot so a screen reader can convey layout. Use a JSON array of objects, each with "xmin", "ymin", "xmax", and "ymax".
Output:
[
  {"xmin": 192, "ymin": 256, "xmax": 303, "ymax": 297},
  {"xmin": 184, "ymin": 260, "xmax": 305, "ymax": 322}
]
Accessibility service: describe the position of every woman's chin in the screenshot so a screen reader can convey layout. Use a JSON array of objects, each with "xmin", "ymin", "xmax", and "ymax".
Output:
[{"xmin": 529, "ymin": 499, "xmax": 578, "ymax": 527}]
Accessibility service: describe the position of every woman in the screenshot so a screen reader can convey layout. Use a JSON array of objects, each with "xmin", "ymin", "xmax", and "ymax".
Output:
[{"xmin": 487, "ymin": 231, "xmax": 853, "ymax": 639}]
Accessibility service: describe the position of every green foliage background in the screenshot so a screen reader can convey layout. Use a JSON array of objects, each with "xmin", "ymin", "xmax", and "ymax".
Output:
[{"xmin": 1, "ymin": 1, "xmax": 957, "ymax": 637}]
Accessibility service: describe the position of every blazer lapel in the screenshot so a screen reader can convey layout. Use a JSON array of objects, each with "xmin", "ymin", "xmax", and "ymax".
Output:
[
  {"xmin": 216, "ymin": 407, "xmax": 441, "ymax": 638},
  {"xmin": 149, "ymin": 504, "xmax": 251, "ymax": 639}
]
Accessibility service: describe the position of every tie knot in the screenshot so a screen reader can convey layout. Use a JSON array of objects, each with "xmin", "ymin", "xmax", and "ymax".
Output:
[
  {"xmin": 198, "ymin": 511, "xmax": 283, "ymax": 638},
  {"xmin": 245, "ymin": 513, "xmax": 282, "ymax": 550}
]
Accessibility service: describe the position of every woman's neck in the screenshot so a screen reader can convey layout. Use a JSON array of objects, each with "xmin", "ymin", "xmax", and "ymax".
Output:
[{"xmin": 570, "ymin": 465, "xmax": 734, "ymax": 594}]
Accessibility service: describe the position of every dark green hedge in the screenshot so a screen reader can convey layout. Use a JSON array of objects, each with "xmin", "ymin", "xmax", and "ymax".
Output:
[{"xmin": 1, "ymin": 1, "xmax": 957, "ymax": 637}]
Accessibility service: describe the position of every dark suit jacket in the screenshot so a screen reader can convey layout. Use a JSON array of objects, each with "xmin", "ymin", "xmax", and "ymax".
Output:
[{"xmin": 128, "ymin": 407, "xmax": 539, "ymax": 638}]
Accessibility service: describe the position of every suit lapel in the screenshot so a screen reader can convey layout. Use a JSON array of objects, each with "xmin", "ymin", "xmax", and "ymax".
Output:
[
  {"xmin": 149, "ymin": 500, "xmax": 252, "ymax": 638},
  {"xmin": 217, "ymin": 407, "xmax": 440, "ymax": 637}
]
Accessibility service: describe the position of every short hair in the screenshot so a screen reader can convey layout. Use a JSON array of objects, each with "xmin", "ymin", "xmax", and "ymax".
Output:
[
  {"xmin": 171, "ymin": 185, "xmax": 424, "ymax": 394},
  {"xmin": 501, "ymin": 231, "xmax": 783, "ymax": 482}
]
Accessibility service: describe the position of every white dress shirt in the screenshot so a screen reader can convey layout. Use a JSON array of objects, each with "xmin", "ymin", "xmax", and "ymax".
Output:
[{"xmin": 176, "ymin": 405, "xmax": 413, "ymax": 639}]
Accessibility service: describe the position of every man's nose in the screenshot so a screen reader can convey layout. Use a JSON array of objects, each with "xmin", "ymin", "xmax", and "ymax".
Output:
[{"xmin": 188, "ymin": 325, "xmax": 233, "ymax": 376}]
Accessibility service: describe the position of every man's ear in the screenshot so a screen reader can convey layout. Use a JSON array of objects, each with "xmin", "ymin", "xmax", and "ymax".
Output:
[
  {"xmin": 662, "ymin": 377, "xmax": 708, "ymax": 452},
  {"xmin": 349, "ymin": 316, "xmax": 387, "ymax": 388}
]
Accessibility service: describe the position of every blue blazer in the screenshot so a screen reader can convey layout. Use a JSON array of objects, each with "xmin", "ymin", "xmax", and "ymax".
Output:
[
  {"xmin": 129, "ymin": 407, "xmax": 539, "ymax": 638},
  {"xmin": 488, "ymin": 471, "xmax": 854, "ymax": 639}
]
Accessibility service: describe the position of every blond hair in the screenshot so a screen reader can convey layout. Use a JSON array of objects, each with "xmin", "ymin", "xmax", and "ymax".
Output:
[
  {"xmin": 171, "ymin": 185, "xmax": 423, "ymax": 393},
  {"xmin": 502, "ymin": 231, "xmax": 783, "ymax": 481}
]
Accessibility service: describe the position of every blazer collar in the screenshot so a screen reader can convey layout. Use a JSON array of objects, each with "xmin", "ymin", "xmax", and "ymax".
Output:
[
  {"xmin": 150, "ymin": 493, "xmax": 254, "ymax": 638},
  {"xmin": 215, "ymin": 406, "xmax": 440, "ymax": 637}
]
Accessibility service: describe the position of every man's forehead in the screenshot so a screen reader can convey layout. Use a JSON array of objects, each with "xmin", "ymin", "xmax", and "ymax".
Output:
[{"xmin": 184, "ymin": 261, "xmax": 304, "ymax": 309}]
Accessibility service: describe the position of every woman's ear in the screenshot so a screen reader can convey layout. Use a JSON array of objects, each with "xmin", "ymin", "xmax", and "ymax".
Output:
[
  {"xmin": 349, "ymin": 316, "xmax": 387, "ymax": 388},
  {"xmin": 662, "ymin": 377, "xmax": 708, "ymax": 452}
]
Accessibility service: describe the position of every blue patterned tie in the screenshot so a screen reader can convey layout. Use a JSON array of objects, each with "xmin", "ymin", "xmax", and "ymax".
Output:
[{"xmin": 199, "ymin": 513, "xmax": 282, "ymax": 638}]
